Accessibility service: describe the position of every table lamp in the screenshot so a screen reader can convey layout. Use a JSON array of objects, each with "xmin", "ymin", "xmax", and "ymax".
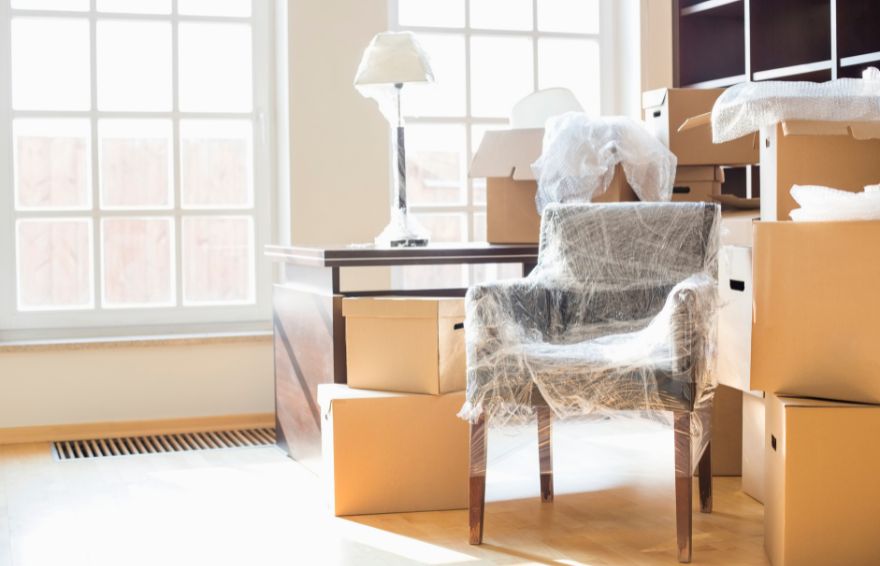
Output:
[{"xmin": 355, "ymin": 31, "xmax": 435, "ymax": 247}]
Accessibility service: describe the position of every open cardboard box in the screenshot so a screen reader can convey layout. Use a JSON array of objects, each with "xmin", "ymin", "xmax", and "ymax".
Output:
[
  {"xmin": 765, "ymin": 394, "xmax": 880, "ymax": 565},
  {"xmin": 752, "ymin": 220, "xmax": 880, "ymax": 404},
  {"xmin": 643, "ymin": 88, "xmax": 758, "ymax": 166},
  {"xmin": 470, "ymin": 128, "xmax": 637, "ymax": 244},
  {"xmin": 679, "ymin": 116, "xmax": 880, "ymax": 220}
]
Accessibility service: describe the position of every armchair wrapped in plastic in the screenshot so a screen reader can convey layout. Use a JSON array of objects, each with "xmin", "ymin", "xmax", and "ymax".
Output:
[{"xmin": 462, "ymin": 202, "xmax": 721, "ymax": 563}]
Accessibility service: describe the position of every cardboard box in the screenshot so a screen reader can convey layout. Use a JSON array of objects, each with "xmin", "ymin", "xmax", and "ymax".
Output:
[
  {"xmin": 716, "ymin": 245, "xmax": 754, "ymax": 392},
  {"xmin": 759, "ymin": 121, "xmax": 880, "ymax": 221},
  {"xmin": 471, "ymin": 128, "xmax": 637, "ymax": 244},
  {"xmin": 642, "ymin": 88, "xmax": 758, "ymax": 166},
  {"xmin": 343, "ymin": 297, "xmax": 466, "ymax": 395},
  {"xmin": 720, "ymin": 210, "xmax": 759, "ymax": 247},
  {"xmin": 752, "ymin": 221, "xmax": 880, "ymax": 404},
  {"xmin": 319, "ymin": 384, "xmax": 469, "ymax": 516},
  {"xmin": 765, "ymin": 394, "xmax": 880, "ymax": 565},
  {"xmin": 671, "ymin": 165, "xmax": 723, "ymax": 202},
  {"xmin": 705, "ymin": 383, "xmax": 743, "ymax": 476},
  {"xmin": 741, "ymin": 391, "xmax": 764, "ymax": 503}
]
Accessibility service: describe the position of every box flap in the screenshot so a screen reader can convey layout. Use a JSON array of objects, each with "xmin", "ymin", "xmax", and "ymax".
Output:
[
  {"xmin": 677, "ymin": 112, "xmax": 711, "ymax": 133},
  {"xmin": 675, "ymin": 165, "xmax": 724, "ymax": 183},
  {"xmin": 317, "ymin": 383, "xmax": 408, "ymax": 412},
  {"xmin": 780, "ymin": 120, "xmax": 880, "ymax": 140},
  {"xmin": 342, "ymin": 296, "xmax": 463, "ymax": 319},
  {"xmin": 469, "ymin": 128, "xmax": 543, "ymax": 181},
  {"xmin": 641, "ymin": 88, "xmax": 669, "ymax": 110}
]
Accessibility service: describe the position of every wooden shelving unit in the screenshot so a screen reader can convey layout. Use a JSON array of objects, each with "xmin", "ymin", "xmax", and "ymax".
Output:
[
  {"xmin": 673, "ymin": 0, "xmax": 880, "ymax": 87},
  {"xmin": 672, "ymin": 0, "xmax": 880, "ymax": 198}
]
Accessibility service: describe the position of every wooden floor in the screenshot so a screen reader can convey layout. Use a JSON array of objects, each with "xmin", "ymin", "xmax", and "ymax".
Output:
[{"xmin": 0, "ymin": 420, "xmax": 767, "ymax": 566}]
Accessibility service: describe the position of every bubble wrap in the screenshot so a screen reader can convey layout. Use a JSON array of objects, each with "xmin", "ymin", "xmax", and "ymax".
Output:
[
  {"xmin": 790, "ymin": 184, "xmax": 880, "ymax": 221},
  {"xmin": 711, "ymin": 67, "xmax": 880, "ymax": 143},
  {"xmin": 460, "ymin": 202, "xmax": 720, "ymax": 475},
  {"xmin": 531, "ymin": 113, "xmax": 677, "ymax": 213}
]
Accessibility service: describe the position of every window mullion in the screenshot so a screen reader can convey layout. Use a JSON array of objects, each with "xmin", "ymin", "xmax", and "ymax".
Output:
[
  {"xmin": 171, "ymin": 0, "xmax": 184, "ymax": 308},
  {"xmin": 89, "ymin": 2, "xmax": 101, "ymax": 311}
]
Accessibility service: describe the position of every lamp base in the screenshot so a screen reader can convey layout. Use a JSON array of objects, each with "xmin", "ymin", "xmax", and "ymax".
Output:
[
  {"xmin": 374, "ymin": 207, "xmax": 431, "ymax": 248},
  {"xmin": 387, "ymin": 237, "xmax": 429, "ymax": 248}
]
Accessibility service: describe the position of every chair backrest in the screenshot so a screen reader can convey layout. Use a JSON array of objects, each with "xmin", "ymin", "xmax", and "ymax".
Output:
[{"xmin": 536, "ymin": 202, "xmax": 720, "ymax": 287}]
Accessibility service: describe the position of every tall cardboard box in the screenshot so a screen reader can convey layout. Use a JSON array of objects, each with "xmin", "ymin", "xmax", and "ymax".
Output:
[
  {"xmin": 759, "ymin": 121, "xmax": 880, "ymax": 220},
  {"xmin": 470, "ymin": 128, "xmax": 638, "ymax": 244},
  {"xmin": 672, "ymin": 165, "xmax": 724, "ymax": 202},
  {"xmin": 716, "ymin": 245, "xmax": 754, "ymax": 392},
  {"xmin": 319, "ymin": 384, "xmax": 468, "ymax": 516},
  {"xmin": 765, "ymin": 394, "xmax": 880, "ymax": 565},
  {"xmin": 642, "ymin": 88, "xmax": 758, "ymax": 166},
  {"xmin": 343, "ymin": 297, "xmax": 466, "ymax": 395},
  {"xmin": 752, "ymin": 220, "xmax": 880, "ymax": 404},
  {"xmin": 741, "ymin": 391, "xmax": 764, "ymax": 503}
]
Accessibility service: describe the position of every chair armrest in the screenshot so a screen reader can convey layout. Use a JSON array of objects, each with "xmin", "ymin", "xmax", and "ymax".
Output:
[{"xmin": 668, "ymin": 273, "xmax": 718, "ymax": 392}]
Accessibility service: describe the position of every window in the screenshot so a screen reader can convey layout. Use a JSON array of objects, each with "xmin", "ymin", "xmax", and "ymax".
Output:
[
  {"xmin": 391, "ymin": 0, "xmax": 610, "ymax": 289},
  {"xmin": 0, "ymin": 0, "xmax": 274, "ymax": 339}
]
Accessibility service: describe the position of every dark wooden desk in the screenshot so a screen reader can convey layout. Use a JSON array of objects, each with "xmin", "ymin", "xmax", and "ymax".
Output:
[{"xmin": 265, "ymin": 243, "xmax": 539, "ymax": 469}]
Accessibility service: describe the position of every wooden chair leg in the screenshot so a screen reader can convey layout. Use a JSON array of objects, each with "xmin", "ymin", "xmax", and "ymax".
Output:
[
  {"xmin": 469, "ymin": 416, "xmax": 488, "ymax": 545},
  {"xmin": 698, "ymin": 442, "xmax": 713, "ymax": 513},
  {"xmin": 673, "ymin": 412, "xmax": 692, "ymax": 564},
  {"xmin": 537, "ymin": 405, "xmax": 554, "ymax": 502}
]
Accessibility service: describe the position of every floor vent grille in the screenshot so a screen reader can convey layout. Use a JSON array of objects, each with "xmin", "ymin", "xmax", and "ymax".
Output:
[{"xmin": 52, "ymin": 428, "xmax": 276, "ymax": 460}]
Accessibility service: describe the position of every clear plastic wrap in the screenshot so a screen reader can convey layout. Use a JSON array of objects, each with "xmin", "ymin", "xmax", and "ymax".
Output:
[
  {"xmin": 711, "ymin": 67, "xmax": 880, "ymax": 143},
  {"xmin": 790, "ymin": 184, "xmax": 880, "ymax": 221},
  {"xmin": 531, "ymin": 113, "xmax": 677, "ymax": 213},
  {"xmin": 461, "ymin": 202, "xmax": 720, "ymax": 471}
]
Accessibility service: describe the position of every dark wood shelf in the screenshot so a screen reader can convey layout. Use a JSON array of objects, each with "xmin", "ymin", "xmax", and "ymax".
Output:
[{"xmin": 674, "ymin": 0, "xmax": 875, "ymax": 86}]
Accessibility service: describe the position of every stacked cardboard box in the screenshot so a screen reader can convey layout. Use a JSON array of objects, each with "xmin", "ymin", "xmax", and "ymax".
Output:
[{"xmin": 319, "ymin": 297, "xmax": 470, "ymax": 516}]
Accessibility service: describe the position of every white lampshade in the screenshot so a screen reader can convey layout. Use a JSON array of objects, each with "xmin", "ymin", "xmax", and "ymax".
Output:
[{"xmin": 354, "ymin": 31, "xmax": 435, "ymax": 86}]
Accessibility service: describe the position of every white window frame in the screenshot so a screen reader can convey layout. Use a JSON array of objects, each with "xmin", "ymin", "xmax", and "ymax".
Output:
[
  {"xmin": 0, "ymin": 0, "xmax": 276, "ymax": 341},
  {"xmin": 389, "ymin": 0, "xmax": 619, "ymax": 288}
]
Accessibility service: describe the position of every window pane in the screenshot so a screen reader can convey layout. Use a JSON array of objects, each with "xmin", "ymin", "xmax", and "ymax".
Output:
[
  {"xmin": 14, "ymin": 119, "xmax": 91, "ymax": 211},
  {"xmin": 179, "ymin": 23, "xmax": 252, "ymax": 112},
  {"xmin": 471, "ymin": 125, "xmax": 499, "ymax": 205},
  {"xmin": 99, "ymin": 120, "xmax": 172, "ymax": 209},
  {"xmin": 17, "ymin": 219, "xmax": 93, "ymax": 310},
  {"xmin": 11, "ymin": 0, "xmax": 88, "ymax": 11},
  {"xmin": 470, "ymin": 0, "xmax": 533, "ymax": 31},
  {"xmin": 101, "ymin": 218, "xmax": 174, "ymax": 308},
  {"xmin": 402, "ymin": 34, "xmax": 465, "ymax": 118},
  {"xmin": 405, "ymin": 124, "xmax": 466, "ymax": 206},
  {"xmin": 398, "ymin": 0, "xmax": 464, "ymax": 28},
  {"xmin": 11, "ymin": 18, "xmax": 90, "ymax": 111},
  {"xmin": 537, "ymin": 0, "xmax": 600, "ymax": 34},
  {"xmin": 178, "ymin": 0, "xmax": 251, "ymax": 17},
  {"xmin": 180, "ymin": 120, "xmax": 253, "ymax": 209},
  {"xmin": 97, "ymin": 21, "xmax": 172, "ymax": 112},
  {"xmin": 97, "ymin": 0, "xmax": 171, "ymax": 14},
  {"xmin": 538, "ymin": 38, "xmax": 601, "ymax": 116},
  {"xmin": 470, "ymin": 36, "xmax": 534, "ymax": 117},
  {"xmin": 400, "ymin": 213, "xmax": 466, "ymax": 289},
  {"xmin": 182, "ymin": 217, "xmax": 254, "ymax": 305}
]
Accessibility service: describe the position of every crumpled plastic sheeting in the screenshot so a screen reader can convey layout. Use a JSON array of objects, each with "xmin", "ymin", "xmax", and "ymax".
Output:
[
  {"xmin": 531, "ymin": 113, "xmax": 677, "ymax": 213},
  {"xmin": 711, "ymin": 67, "xmax": 880, "ymax": 143},
  {"xmin": 460, "ymin": 202, "xmax": 721, "ymax": 475},
  {"xmin": 790, "ymin": 184, "xmax": 880, "ymax": 221}
]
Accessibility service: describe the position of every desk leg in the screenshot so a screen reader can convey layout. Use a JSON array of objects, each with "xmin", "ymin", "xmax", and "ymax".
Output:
[{"xmin": 273, "ymin": 266, "xmax": 345, "ymax": 469}]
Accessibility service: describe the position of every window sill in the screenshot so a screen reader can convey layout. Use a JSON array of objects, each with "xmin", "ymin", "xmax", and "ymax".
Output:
[{"xmin": 0, "ymin": 330, "xmax": 273, "ymax": 353}]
